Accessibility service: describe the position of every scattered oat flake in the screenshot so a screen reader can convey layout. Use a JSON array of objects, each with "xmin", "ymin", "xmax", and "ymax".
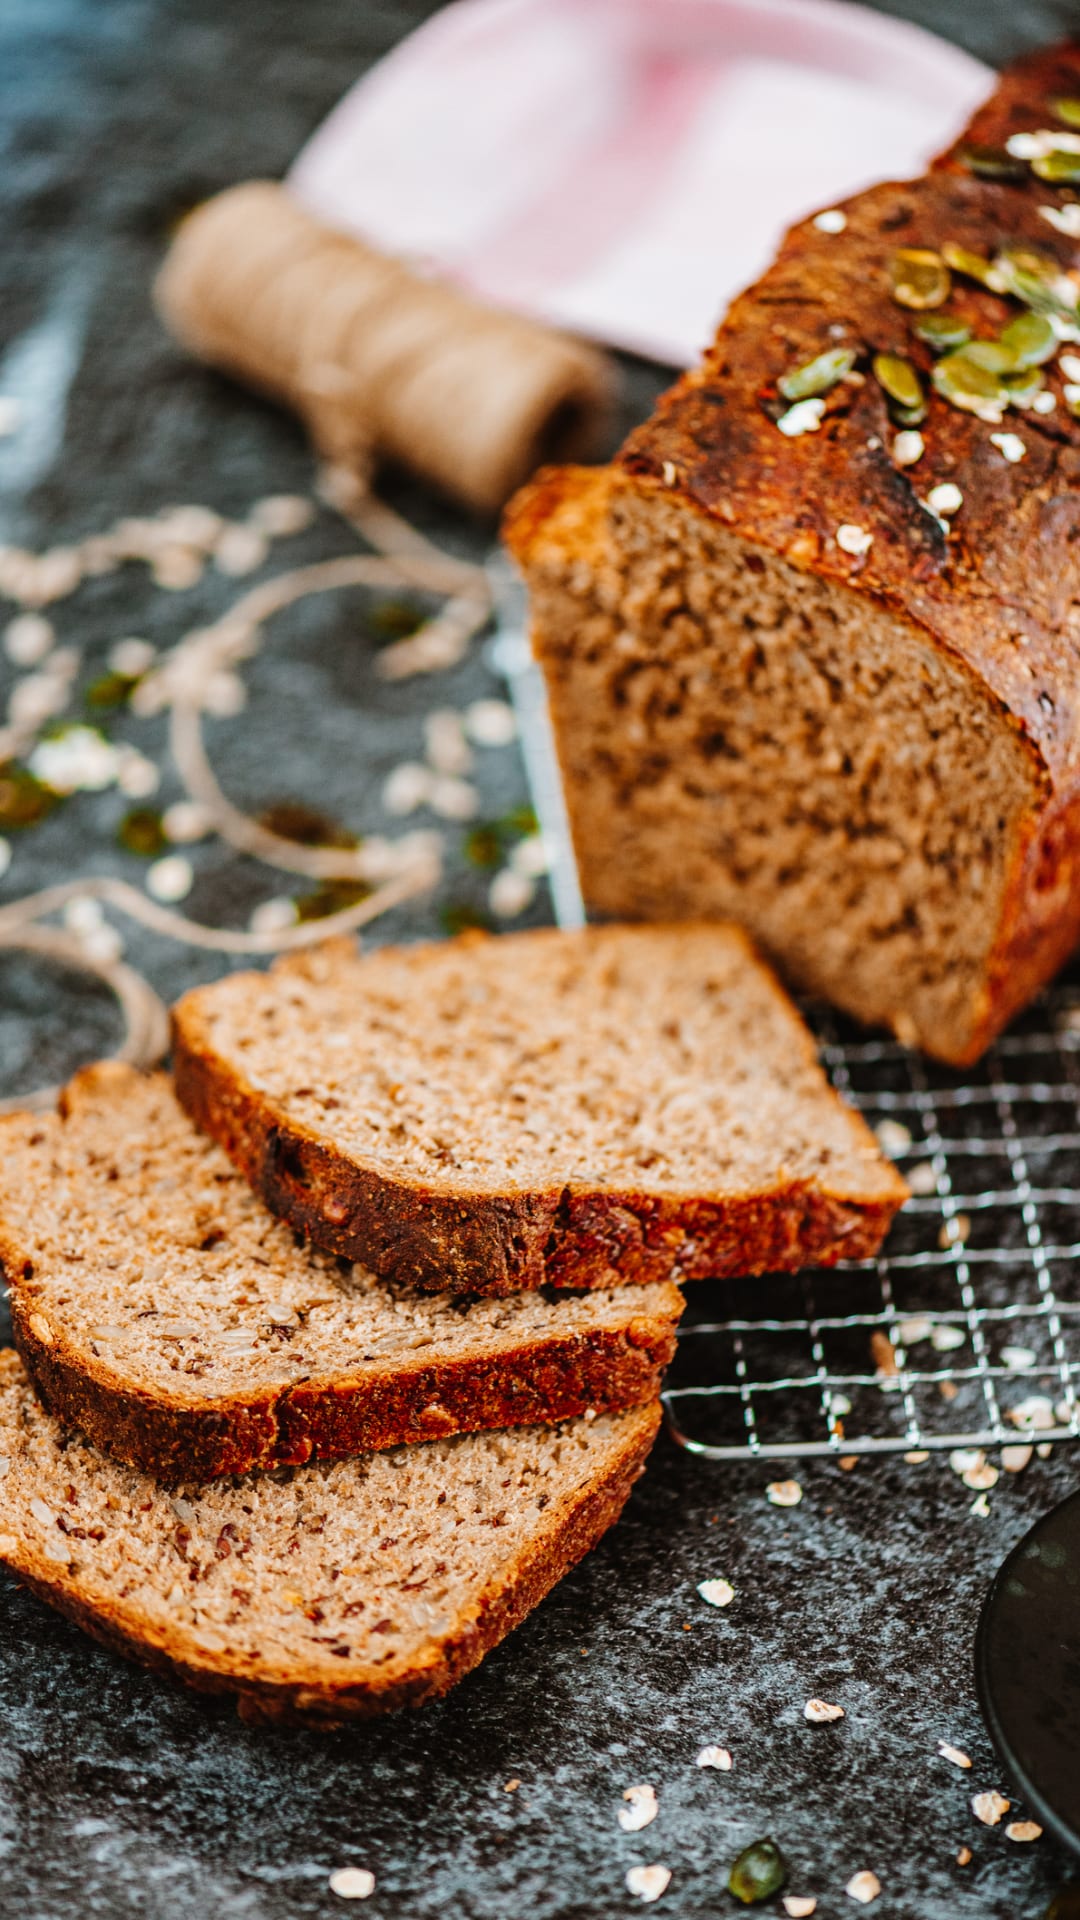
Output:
[
  {"xmin": 875, "ymin": 1119, "xmax": 911, "ymax": 1155},
  {"xmin": 956, "ymin": 1847, "xmax": 972, "ymax": 1866},
  {"xmin": 626, "ymin": 1864, "xmax": 671, "ymax": 1904},
  {"xmin": 783, "ymin": 1900, "xmax": 818, "ymax": 1918},
  {"xmin": 907, "ymin": 1161, "xmax": 937, "ymax": 1195},
  {"xmin": 839, "ymin": 1456, "xmax": 859, "ymax": 1471},
  {"xmin": 939, "ymin": 1380, "xmax": 959, "ymax": 1402},
  {"xmin": 619, "ymin": 1785, "xmax": 659, "ymax": 1832},
  {"xmin": 964, "ymin": 1461, "xmax": 999, "ymax": 1492},
  {"xmin": 870, "ymin": 1330, "xmax": 898, "ymax": 1376},
  {"xmin": 970, "ymin": 1492, "xmax": 991, "ymax": 1519},
  {"xmin": 972, "ymin": 1790, "xmax": 1010, "ymax": 1827},
  {"xmin": 932, "ymin": 1323, "xmax": 966, "ymax": 1353},
  {"xmin": 696, "ymin": 1746, "xmax": 732, "ymax": 1771},
  {"xmin": 1006, "ymin": 1820, "xmax": 1042, "ymax": 1843},
  {"xmin": 504, "ymin": 1778, "xmax": 520, "ymax": 1792},
  {"xmin": 489, "ymin": 867, "xmax": 536, "ymax": 918},
  {"xmin": 814, "ymin": 208, "xmax": 847, "ymax": 233},
  {"xmin": 329, "ymin": 1868, "xmax": 375, "ymax": 1900},
  {"xmin": 1001, "ymin": 1444, "xmax": 1034, "ymax": 1473},
  {"xmin": 938, "ymin": 1742, "xmax": 972, "ymax": 1770},
  {"xmin": 949, "ymin": 1448, "xmax": 984, "ymax": 1477},
  {"xmin": 1042, "ymin": 202, "xmax": 1080, "ymax": 238},
  {"xmin": 1008, "ymin": 1395, "xmax": 1055, "ymax": 1431},
  {"xmin": 990, "ymin": 432, "xmax": 1026, "ymax": 463},
  {"xmin": 928, "ymin": 482, "xmax": 963, "ymax": 516},
  {"xmin": 939, "ymin": 1215, "xmax": 971, "ymax": 1249},
  {"xmin": 805, "ymin": 1699, "xmax": 844, "ymax": 1724},
  {"xmin": 146, "ymin": 855, "xmax": 194, "ymax": 903},
  {"xmin": 845, "ymin": 1870, "xmax": 881, "ymax": 1905},
  {"xmin": 836, "ymin": 523, "xmax": 873, "ymax": 556},
  {"xmin": 1000, "ymin": 1345, "xmax": 1037, "ymax": 1371},
  {"xmin": 777, "ymin": 398, "xmax": 826, "ymax": 437},
  {"xmin": 464, "ymin": 698, "xmax": 516, "ymax": 747},
  {"xmin": 767, "ymin": 1479, "xmax": 803, "ymax": 1507},
  {"xmin": 899, "ymin": 1316, "xmax": 933, "ymax": 1347},
  {"xmin": 697, "ymin": 1578, "xmax": 734, "ymax": 1608},
  {"xmin": 904, "ymin": 1450, "xmax": 930, "ymax": 1464},
  {"xmin": 893, "ymin": 429, "xmax": 925, "ymax": 467}
]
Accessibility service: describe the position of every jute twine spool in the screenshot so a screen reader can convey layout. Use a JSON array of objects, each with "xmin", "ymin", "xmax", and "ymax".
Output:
[{"xmin": 155, "ymin": 181, "xmax": 616, "ymax": 515}]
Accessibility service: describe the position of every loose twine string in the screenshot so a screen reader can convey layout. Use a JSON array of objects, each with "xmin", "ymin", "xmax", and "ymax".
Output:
[
  {"xmin": 0, "ymin": 468, "xmax": 495, "ymax": 1111},
  {"xmin": 2, "ymin": 180, "xmax": 609, "ymax": 1105}
]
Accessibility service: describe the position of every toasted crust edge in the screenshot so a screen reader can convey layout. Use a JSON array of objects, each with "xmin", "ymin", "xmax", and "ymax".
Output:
[
  {"xmin": 0, "ymin": 1392, "xmax": 660, "ymax": 1725},
  {"xmin": 11, "ymin": 1286, "xmax": 678, "ymax": 1484},
  {"xmin": 170, "ymin": 933, "xmax": 907, "ymax": 1297}
]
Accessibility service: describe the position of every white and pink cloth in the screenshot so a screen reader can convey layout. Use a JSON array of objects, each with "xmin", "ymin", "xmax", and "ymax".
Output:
[{"xmin": 291, "ymin": 0, "xmax": 989, "ymax": 367}]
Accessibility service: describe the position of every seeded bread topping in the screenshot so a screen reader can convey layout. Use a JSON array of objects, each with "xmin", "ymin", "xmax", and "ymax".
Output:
[
  {"xmin": 505, "ymin": 43, "xmax": 1080, "ymax": 1065},
  {"xmin": 1, "ymin": 1063, "xmax": 680, "ymax": 1480}
]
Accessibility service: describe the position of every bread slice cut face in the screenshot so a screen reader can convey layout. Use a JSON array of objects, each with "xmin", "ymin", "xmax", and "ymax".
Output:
[
  {"xmin": 172, "ymin": 925, "xmax": 907, "ymax": 1295},
  {"xmin": 0, "ymin": 1349, "xmax": 658, "ymax": 1723},
  {"xmin": 1, "ymin": 1064, "xmax": 681, "ymax": 1481}
]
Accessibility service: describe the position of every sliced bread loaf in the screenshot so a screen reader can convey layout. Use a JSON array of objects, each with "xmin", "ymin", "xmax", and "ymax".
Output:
[
  {"xmin": 172, "ymin": 926, "xmax": 907, "ymax": 1296},
  {"xmin": 1, "ymin": 1063, "xmax": 680, "ymax": 1482},
  {"xmin": 0, "ymin": 1348, "xmax": 657, "ymax": 1723},
  {"xmin": 503, "ymin": 45, "xmax": 1080, "ymax": 1066}
]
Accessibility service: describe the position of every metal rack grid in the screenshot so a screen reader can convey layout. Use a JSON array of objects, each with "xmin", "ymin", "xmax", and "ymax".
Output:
[{"xmin": 494, "ymin": 577, "xmax": 1080, "ymax": 1461}]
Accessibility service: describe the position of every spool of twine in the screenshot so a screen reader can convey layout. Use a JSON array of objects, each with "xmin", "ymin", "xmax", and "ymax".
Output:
[{"xmin": 155, "ymin": 181, "xmax": 616, "ymax": 515}]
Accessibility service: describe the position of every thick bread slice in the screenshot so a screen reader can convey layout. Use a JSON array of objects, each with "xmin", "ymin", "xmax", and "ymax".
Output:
[
  {"xmin": 0, "ymin": 1349, "xmax": 658, "ymax": 1724},
  {"xmin": 172, "ymin": 925, "xmax": 907, "ymax": 1296},
  {"xmin": 1, "ymin": 1064, "xmax": 680, "ymax": 1482}
]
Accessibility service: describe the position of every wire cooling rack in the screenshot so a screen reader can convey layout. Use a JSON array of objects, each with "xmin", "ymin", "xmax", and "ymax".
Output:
[{"xmin": 493, "ymin": 567, "xmax": 1080, "ymax": 1461}]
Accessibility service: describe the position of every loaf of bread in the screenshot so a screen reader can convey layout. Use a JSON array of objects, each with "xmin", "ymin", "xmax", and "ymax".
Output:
[
  {"xmin": 505, "ymin": 43, "xmax": 1080, "ymax": 1065},
  {"xmin": 0, "ymin": 1348, "xmax": 657, "ymax": 1723},
  {"xmin": 1, "ymin": 1063, "xmax": 680, "ymax": 1481},
  {"xmin": 171, "ymin": 926, "xmax": 906, "ymax": 1296}
]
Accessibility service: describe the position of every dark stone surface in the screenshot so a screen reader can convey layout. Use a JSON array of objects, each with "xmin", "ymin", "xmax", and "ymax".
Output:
[{"xmin": 3, "ymin": 3, "xmax": 1080, "ymax": 1916}]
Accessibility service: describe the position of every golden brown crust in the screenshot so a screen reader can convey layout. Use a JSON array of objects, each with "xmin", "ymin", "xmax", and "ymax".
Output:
[
  {"xmin": 171, "ymin": 955, "xmax": 906, "ymax": 1298},
  {"xmin": 1, "ymin": 1398, "xmax": 660, "ymax": 1725},
  {"xmin": 11, "ymin": 1286, "xmax": 674, "ymax": 1484},
  {"xmin": 505, "ymin": 44, "xmax": 1080, "ymax": 1064}
]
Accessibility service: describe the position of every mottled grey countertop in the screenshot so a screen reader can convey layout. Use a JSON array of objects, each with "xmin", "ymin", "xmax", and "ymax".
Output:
[{"xmin": 4, "ymin": 2, "xmax": 1080, "ymax": 1916}]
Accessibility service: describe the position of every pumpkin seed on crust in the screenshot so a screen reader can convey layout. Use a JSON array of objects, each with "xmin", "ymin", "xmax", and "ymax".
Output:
[
  {"xmin": 1053, "ymin": 99, "xmax": 1080, "ymax": 130},
  {"xmin": 1033, "ymin": 150, "xmax": 1080, "ymax": 184},
  {"xmin": 890, "ymin": 248, "xmax": 950, "ymax": 310},
  {"xmin": 872, "ymin": 353, "xmax": 925, "ymax": 416},
  {"xmin": 914, "ymin": 312, "xmax": 972, "ymax": 354},
  {"xmin": 932, "ymin": 350, "xmax": 1009, "ymax": 420},
  {"xmin": 1002, "ymin": 367, "xmax": 1046, "ymax": 407},
  {"xmin": 1000, "ymin": 310, "xmax": 1058, "ymax": 365},
  {"xmin": 994, "ymin": 245, "xmax": 1077, "ymax": 317},
  {"xmin": 941, "ymin": 242, "xmax": 1005, "ymax": 292},
  {"xmin": 778, "ymin": 346, "xmax": 857, "ymax": 403},
  {"xmin": 956, "ymin": 145, "xmax": 1027, "ymax": 181}
]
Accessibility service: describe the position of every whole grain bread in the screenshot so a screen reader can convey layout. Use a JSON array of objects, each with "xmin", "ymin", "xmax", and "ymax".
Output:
[
  {"xmin": 0, "ymin": 1347, "xmax": 657, "ymax": 1724},
  {"xmin": 1, "ymin": 1063, "xmax": 679, "ymax": 1482},
  {"xmin": 171, "ymin": 926, "xmax": 906, "ymax": 1295},
  {"xmin": 504, "ymin": 43, "xmax": 1080, "ymax": 1066}
]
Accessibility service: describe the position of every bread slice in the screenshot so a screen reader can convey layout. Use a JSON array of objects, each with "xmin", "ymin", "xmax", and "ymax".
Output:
[
  {"xmin": 172, "ymin": 926, "xmax": 906, "ymax": 1296},
  {"xmin": 503, "ymin": 44, "xmax": 1080, "ymax": 1066},
  {"xmin": 0, "ymin": 1348, "xmax": 657, "ymax": 1723},
  {"xmin": 0, "ymin": 1063, "xmax": 680, "ymax": 1483}
]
